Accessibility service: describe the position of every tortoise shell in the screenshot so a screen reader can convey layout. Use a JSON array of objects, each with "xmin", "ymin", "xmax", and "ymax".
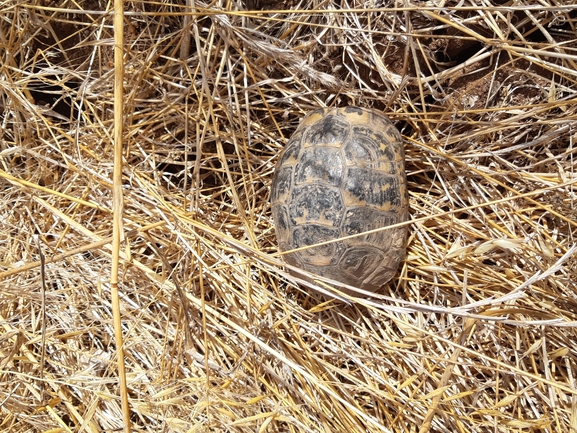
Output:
[{"xmin": 271, "ymin": 106, "xmax": 408, "ymax": 295}]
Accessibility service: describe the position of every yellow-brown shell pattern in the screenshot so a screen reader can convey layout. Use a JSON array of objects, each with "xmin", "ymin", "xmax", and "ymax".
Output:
[{"xmin": 271, "ymin": 106, "xmax": 408, "ymax": 294}]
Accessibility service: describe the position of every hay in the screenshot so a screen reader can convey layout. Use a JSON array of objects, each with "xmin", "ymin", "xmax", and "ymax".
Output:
[{"xmin": 1, "ymin": 0, "xmax": 576, "ymax": 431}]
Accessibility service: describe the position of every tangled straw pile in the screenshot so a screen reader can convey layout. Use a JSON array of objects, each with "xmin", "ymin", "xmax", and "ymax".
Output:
[{"xmin": 1, "ymin": 0, "xmax": 577, "ymax": 431}]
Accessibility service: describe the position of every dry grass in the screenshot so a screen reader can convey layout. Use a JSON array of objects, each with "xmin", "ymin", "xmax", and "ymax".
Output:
[{"xmin": 1, "ymin": 0, "xmax": 577, "ymax": 432}]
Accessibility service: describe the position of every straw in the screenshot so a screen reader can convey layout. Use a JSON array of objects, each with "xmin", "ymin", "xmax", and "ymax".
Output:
[{"xmin": 1, "ymin": 1, "xmax": 576, "ymax": 431}]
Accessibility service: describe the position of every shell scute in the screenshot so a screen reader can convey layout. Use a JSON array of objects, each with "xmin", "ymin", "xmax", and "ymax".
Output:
[
  {"xmin": 343, "ymin": 167, "xmax": 401, "ymax": 208},
  {"xmin": 292, "ymin": 225, "xmax": 344, "ymax": 267},
  {"xmin": 339, "ymin": 246, "xmax": 386, "ymax": 281},
  {"xmin": 342, "ymin": 207, "xmax": 399, "ymax": 248},
  {"xmin": 289, "ymin": 184, "xmax": 344, "ymax": 226},
  {"xmin": 270, "ymin": 166, "xmax": 293, "ymax": 204},
  {"xmin": 303, "ymin": 115, "xmax": 349, "ymax": 147},
  {"xmin": 294, "ymin": 147, "xmax": 344, "ymax": 186}
]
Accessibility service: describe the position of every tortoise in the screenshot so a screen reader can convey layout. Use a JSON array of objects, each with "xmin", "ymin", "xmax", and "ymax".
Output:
[{"xmin": 270, "ymin": 106, "xmax": 408, "ymax": 295}]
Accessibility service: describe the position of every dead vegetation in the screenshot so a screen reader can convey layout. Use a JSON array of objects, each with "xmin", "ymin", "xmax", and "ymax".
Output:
[{"xmin": 1, "ymin": 0, "xmax": 577, "ymax": 432}]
